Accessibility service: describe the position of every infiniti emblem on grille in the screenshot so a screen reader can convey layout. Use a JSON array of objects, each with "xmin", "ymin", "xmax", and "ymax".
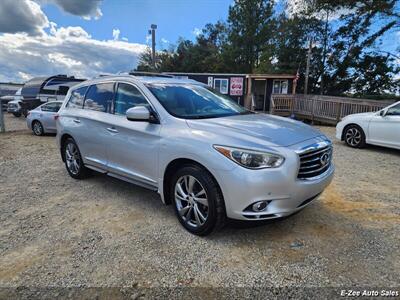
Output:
[{"xmin": 320, "ymin": 153, "xmax": 330, "ymax": 166}]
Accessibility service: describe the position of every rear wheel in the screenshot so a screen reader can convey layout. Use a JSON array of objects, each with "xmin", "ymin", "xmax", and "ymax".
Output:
[
  {"xmin": 32, "ymin": 121, "xmax": 44, "ymax": 136},
  {"xmin": 63, "ymin": 138, "xmax": 91, "ymax": 179},
  {"xmin": 344, "ymin": 125, "xmax": 366, "ymax": 148},
  {"xmin": 170, "ymin": 165, "xmax": 226, "ymax": 236}
]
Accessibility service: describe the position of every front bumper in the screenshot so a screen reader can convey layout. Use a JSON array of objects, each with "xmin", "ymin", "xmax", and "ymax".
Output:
[
  {"xmin": 7, "ymin": 107, "xmax": 20, "ymax": 113},
  {"xmin": 212, "ymin": 139, "xmax": 335, "ymax": 221},
  {"xmin": 336, "ymin": 121, "xmax": 345, "ymax": 140}
]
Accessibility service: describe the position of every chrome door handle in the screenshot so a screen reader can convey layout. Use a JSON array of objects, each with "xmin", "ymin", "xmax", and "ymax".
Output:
[
  {"xmin": 73, "ymin": 119, "xmax": 80, "ymax": 123},
  {"xmin": 106, "ymin": 127, "xmax": 118, "ymax": 133}
]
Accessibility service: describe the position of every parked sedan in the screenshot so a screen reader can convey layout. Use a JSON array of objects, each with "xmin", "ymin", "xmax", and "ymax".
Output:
[
  {"xmin": 27, "ymin": 101, "xmax": 63, "ymax": 136},
  {"xmin": 336, "ymin": 101, "xmax": 400, "ymax": 150}
]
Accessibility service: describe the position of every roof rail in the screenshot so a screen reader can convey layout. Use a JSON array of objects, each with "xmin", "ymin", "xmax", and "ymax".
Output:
[{"xmin": 129, "ymin": 71, "xmax": 173, "ymax": 78}]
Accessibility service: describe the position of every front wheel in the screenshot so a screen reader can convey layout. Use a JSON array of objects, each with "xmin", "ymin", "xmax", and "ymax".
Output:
[
  {"xmin": 344, "ymin": 125, "xmax": 366, "ymax": 148},
  {"xmin": 63, "ymin": 138, "xmax": 91, "ymax": 179},
  {"xmin": 171, "ymin": 165, "xmax": 226, "ymax": 236}
]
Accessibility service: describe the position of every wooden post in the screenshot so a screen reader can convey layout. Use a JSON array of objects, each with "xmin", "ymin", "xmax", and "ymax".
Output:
[
  {"xmin": 336, "ymin": 102, "xmax": 342, "ymax": 123},
  {"xmin": 311, "ymin": 98, "xmax": 315, "ymax": 124},
  {"xmin": 245, "ymin": 77, "xmax": 253, "ymax": 110},
  {"xmin": 0, "ymin": 99, "xmax": 5, "ymax": 133}
]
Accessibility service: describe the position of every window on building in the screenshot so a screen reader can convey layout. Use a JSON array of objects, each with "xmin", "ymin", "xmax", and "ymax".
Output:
[
  {"xmin": 273, "ymin": 80, "xmax": 288, "ymax": 94},
  {"xmin": 66, "ymin": 86, "xmax": 88, "ymax": 108},
  {"xmin": 84, "ymin": 83, "xmax": 114, "ymax": 112},
  {"xmin": 114, "ymin": 83, "xmax": 149, "ymax": 115},
  {"xmin": 214, "ymin": 78, "xmax": 229, "ymax": 94}
]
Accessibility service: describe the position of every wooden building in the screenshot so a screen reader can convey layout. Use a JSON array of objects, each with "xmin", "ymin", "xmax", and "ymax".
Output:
[{"xmin": 164, "ymin": 72, "xmax": 296, "ymax": 112}]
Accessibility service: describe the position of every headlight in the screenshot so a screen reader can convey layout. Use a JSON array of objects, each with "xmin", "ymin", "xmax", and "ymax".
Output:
[{"xmin": 213, "ymin": 145, "xmax": 284, "ymax": 169}]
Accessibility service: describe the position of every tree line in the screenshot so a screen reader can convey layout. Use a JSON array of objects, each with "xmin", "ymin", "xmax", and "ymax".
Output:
[{"xmin": 136, "ymin": 0, "xmax": 400, "ymax": 99}]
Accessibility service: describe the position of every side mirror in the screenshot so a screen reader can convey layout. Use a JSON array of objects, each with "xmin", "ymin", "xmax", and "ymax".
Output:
[{"xmin": 126, "ymin": 106, "xmax": 151, "ymax": 122}]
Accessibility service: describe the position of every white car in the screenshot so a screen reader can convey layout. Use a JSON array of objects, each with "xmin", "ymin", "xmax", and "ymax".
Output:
[
  {"xmin": 26, "ymin": 101, "xmax": 63, "ymax": 136},
  {"xmin": 336, "ymin": 101, "xmax": 400, "ymax": 150}
]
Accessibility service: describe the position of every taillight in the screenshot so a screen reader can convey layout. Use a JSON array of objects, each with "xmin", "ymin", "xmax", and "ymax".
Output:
[{"xmin": 54, "ymin": 114, "xmax": 59, "ymax": 120}]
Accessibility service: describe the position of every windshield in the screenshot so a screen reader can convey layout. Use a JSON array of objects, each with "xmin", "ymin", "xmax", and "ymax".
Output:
[{"xmin": 146, "ymin": 83, "xmax": 250, "ymax": 119}]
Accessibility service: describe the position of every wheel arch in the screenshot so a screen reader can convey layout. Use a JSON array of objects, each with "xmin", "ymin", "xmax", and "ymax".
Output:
[
  {"xmin": 341, "ymin": 123, "xmax": 365, "ymax": 140},
  {"xmin": 162, "ymin": 158, "xmax": 223, "ymax": 206},
  {"xmin": 60, "ymin": 133, "xmax": 74, "ymax": 162}
]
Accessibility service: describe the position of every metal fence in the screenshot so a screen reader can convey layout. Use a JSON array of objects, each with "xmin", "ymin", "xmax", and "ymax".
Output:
[
  {"xmin": 270, "ymin": 94, "xmax": 394, "ymax": 125},
  {"xmin": 0, "ymin": 99, "xmax": 5, "ymax": 132}
]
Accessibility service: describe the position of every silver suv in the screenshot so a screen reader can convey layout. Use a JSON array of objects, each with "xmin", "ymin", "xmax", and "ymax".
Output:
[{"xmin": 56, "ymin": 75, "xmax": 334, "ymax": 235}]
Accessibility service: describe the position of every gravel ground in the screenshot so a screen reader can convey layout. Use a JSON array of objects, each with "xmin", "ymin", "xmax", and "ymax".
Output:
[
  {"xmin": 2, "ymin": 113, "xmax": 27, "ymax": 132},
  {"xmin": 0, "ymin": 116, "xmax": 399, "ymax": 298}
]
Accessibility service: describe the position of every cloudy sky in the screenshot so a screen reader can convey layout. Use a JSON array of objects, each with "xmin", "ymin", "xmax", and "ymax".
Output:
[
  {"xmin": 0, "ymin": 0, "xmax": 231, "ymax": 82},
  {"xmin": 0, "ymin": 0, "xmax": 398, "ymax": 83}
]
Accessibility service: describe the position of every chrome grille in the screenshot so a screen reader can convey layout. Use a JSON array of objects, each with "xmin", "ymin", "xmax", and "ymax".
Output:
[{"xmin": 297, "ymin": 145, "xmax": 332, "ymax": 179}]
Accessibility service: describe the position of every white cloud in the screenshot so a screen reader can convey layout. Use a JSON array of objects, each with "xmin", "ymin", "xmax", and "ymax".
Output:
[
  {"xmin": 0, "ymin": 0, "xmax": 49, "ymax": 35},
  {"xmin": 286, "ymin": 0, "xmax": 355, "ymax": 20},
  {"xmin": 0, "ymin": 25, "xmax": 147, "ymax": 82},
  {"xmin": 18, "ymin": 72, "xmax": 32, "ymax": 81},
  {"xmin": 161, "ymin": 38, "xmax": 169, "ymax": 44},
  {"xmin": 192, "ymin": 27, "xmax": 202, "ymax": 36},
  {"xmin": 112, "ymin": 28, "xmax": 120, "ymax": 40}
]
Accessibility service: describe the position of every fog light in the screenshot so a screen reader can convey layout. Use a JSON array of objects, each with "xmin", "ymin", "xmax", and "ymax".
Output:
[{"xmin": 252, "ymin": 201, "xmax": 268, "ymax": 212}]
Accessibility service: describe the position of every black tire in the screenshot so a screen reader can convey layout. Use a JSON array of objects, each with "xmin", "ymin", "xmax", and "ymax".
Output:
[
  {"xmin": 344, "ymin": 124, "xmax": 366, "ymax": 148},
  {"xmin": 32, "ymin": 121, "xmax": 44, "ymax": 136},
  {"xmin": 170, "ymin": 164, "xmax": 226, "ymax": 236},
  {"xmin": 13, "ymin": 112, "xmax": 21, "ymax": 117},
  {"xmin": 63, "ymin": 138, "xmax": 91, "ymax": 179}
]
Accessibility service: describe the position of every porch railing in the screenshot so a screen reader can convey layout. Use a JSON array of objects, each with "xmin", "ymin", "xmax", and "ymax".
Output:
[{"xmin": 270, "ymin": 94, "xmax": 394, "ymax": 125}]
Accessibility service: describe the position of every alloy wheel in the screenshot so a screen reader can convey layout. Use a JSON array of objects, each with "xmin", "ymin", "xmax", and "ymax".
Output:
[
  {"xmin": 65, "ymin": 143, "xmax": 81, "ymax": 175},
  {"xmin": 174, "ymin": 175, "xmax": 209, "ymax": 228},
  {"xmin": 33, "ymin": 122, "xmax": 43, "ymax": 135},
  {"xmin": 345, "ymin": 128, "xmax": 361, "ymax": 147}
]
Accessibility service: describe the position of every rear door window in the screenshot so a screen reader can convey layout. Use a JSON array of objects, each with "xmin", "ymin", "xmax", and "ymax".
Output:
[
  {"xmin": 114, "ymin": 83, "xmax": 149, "ymax": 115},
  {"xmin": 66, "ymin": 86, "xmax": 88, "ymax": 108},
  {"xmin": 84, "ymin": 83, "xmax": 114, "ymax": 113}
]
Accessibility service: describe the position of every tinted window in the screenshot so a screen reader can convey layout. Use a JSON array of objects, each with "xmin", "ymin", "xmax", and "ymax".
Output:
[
  {"xmin": 114, "ymin": 83, "xmax": 149, "ymax": 115},
  {"xmin": 21, "ymin": 86, "xmax": 40, "ymax": 99},
  {"xmin": 386, "ymin": 104, "xmax": 400, "ymax": 116},
  {"xmin": 146, "ymin": 84, "xmax": 249, "ymax": 119},
  {"xmin": 84, "ymin": 83, "xmax": 114, "ymax": 112},
  {"xmin": 66, "ymin": 86, "xmax": 88, "ymax": 108}
]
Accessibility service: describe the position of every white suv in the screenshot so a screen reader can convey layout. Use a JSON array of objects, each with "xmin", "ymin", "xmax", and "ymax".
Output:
[{"xmin": 56, "ymin": 74, "xmax": 334, "ymax": 235}]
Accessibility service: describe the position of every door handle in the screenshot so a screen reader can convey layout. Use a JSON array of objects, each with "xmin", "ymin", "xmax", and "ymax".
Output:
[
  {"xmin": 73, "ymin": 119, "xmax": 81, "ymax": 123},
  {"xmin": 106, "ymin": 127, "xmax": 118, "ymax": 133}
]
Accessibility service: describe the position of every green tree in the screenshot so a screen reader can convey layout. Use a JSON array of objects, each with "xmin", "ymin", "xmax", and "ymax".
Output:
[{"xmin": 226, "ymin": 0, "xmax": 275, "ymax": 73}]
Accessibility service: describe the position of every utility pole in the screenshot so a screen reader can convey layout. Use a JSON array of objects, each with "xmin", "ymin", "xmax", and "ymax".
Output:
[
  {"xmin": 304, "ymin": 38, "xmax": 313, "ymax": 95},
  {"xmin": 148, "ymin": 24, "xmax": 157, "ymax": 70}
]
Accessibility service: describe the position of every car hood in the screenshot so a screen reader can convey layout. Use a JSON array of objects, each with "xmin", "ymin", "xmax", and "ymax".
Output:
[
  {"xmin": 343, "ymin": 112, "xmax": 376, "ymax": 120},
  {"xmin": 186, "ymin": 113, "xmax": 325, "ymax": 147}
]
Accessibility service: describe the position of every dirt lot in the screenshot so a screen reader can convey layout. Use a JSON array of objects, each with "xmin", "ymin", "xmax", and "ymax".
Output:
[{"xmin": 1, "ymin": 113, "xmax": 399, "ymax": 298}]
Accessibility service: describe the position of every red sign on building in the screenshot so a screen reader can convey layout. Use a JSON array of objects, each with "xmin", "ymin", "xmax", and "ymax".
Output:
[{"xmin": 230, "ymin": 77, "xmax": 243, "ymax": 96}]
